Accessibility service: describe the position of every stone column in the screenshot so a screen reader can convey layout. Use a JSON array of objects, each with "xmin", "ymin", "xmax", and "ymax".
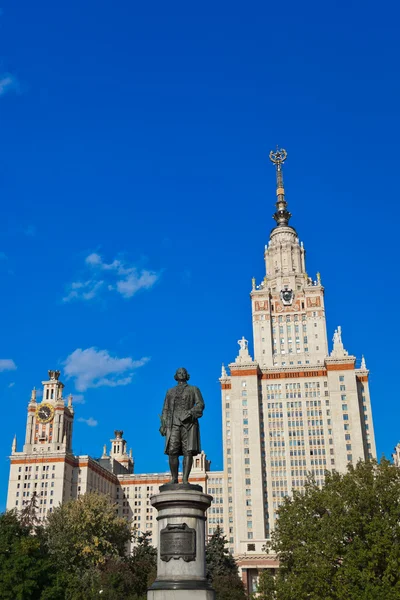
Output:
[{"xmin": 148, "ymin": 483, "xmax": 215, "ymax": 600}]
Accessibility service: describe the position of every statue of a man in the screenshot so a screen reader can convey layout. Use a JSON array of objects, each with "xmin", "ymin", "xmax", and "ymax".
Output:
[{"xmin": 159, "ymin": 367, "xmax": 204, "ymax": 484}]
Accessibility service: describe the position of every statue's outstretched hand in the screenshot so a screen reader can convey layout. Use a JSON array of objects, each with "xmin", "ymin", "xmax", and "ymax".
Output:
[{"xmin": 159, "ymin": 425, "xmax": 167, "ymax": 436}]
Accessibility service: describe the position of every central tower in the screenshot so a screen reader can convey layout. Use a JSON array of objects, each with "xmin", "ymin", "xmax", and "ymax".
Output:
[
  {"xmin": 252, "ymin": 148, "xmax": 327, "ymax": 368},
  {"xmin": 219, "ymin": 149, "xmax": 376, "ymax": 588}
]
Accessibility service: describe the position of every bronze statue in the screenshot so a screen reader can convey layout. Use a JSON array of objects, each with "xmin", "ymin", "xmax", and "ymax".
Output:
[{"xmin": 159, "ymin": 368, "xmax": 204, "ymax": 484}]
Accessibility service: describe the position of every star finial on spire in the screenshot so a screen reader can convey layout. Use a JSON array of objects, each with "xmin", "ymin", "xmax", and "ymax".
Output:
[{"xmin": 269, "ymin": 147, "xmax": 291, "ymax": 227}]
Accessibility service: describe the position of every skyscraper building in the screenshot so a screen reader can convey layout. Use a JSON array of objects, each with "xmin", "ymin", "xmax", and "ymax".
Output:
[{"xmin": 219, "ymin": 148, "xmax": 376, "ymax": 587}]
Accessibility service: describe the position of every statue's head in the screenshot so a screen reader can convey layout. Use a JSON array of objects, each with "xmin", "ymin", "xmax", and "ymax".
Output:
[{"xmin": 174, "ymin": 367, "xmax": 190, "ymax": 382}]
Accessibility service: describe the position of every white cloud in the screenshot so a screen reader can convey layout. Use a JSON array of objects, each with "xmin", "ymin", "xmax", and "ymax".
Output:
[
  {"xmin": 8, "ymin": 382, "xmax": 15, "ymax": 388},
  {"xmin": 0, "ymin": 74, "xmax": 18, "ymax": 97},
  {"xmin": 63, "ymin": 347, "xmax": 149, "ymax": 392},
  {"xmin": 63, "ymin": 253, "xmax": 159, "ymax": 302},
  {"xmin": 71, "ymin": 394, "xmax": 85, "ymax": 404},
  {"xmin": 0, "ymin": 359, "xmax": 17, "ymax": 372},
  {"xmin": 85, "ymin": 253, "xmax": 102, "ymax": 266},
  {"xmin": 115, "ymin": 270, "xmax": 159, "ymax": 299},
  {"xmin": 62, "ymin": 279, "xmax": 104, "ymax": 302},
  {"xmin": 78, "ymin": 417, "xmax": 98, "ymax": 427}
]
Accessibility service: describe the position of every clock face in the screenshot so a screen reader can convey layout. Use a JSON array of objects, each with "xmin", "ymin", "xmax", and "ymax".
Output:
[{"xmin": 36, "ymin": 403, "xmax": 54, "ymax": 423}]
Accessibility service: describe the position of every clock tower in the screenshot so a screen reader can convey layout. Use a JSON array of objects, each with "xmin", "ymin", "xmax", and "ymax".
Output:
[
  {"xmin": 24, "ymin": 370, "xmax": 74, "ymax": 454},
  {"xmin": 7, "ymin": 369, "xmax": 76, "ymax": 521}
]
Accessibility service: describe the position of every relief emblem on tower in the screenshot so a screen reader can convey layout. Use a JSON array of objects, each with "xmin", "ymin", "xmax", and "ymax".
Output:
[
  {"xmin": 280, "ymin": 289, "xmax": 294, "ymax": 306},
  {"xmin": 254, "ymin": 300, "xmax": 269, "ymax": 311},
  {"xmin": 306, "ymin": 296, "xmax": 321, "ymax": 308}
]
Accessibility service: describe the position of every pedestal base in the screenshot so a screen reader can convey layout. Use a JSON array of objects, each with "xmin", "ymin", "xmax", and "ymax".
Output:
[
  {"xmin": 147, "ymin": 484, "xmax": 215, "ymax": 600},
  {"xmin": 148, "ymin": 590, "xmax": 215, "ymax": 600}
]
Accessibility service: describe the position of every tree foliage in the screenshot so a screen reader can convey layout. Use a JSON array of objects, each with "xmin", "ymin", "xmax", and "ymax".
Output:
[
  {"xmin": 254, "ymin": 569, "xmax": 277, "ymax": 600},
  {"xmin": 267, "ymin": 459, "xmax": 400, "ymax": 600},
  {"xmin": 0, "ymin": 493, "xmax": 161, "ymax": 599},
  {"xmin": 45, "ymin": 492, "xmax": 132, "ymax": 572},
  {"xmin": 205, "ymin": 526, "xmax": 246, "ymax": 600},
  {"xmin": 0, "ymin": 511, "xmax": 51, "ymax": 600},
  {"xmin": 127, "ymin": 530, "xmax": 157, "ymax": 597}
]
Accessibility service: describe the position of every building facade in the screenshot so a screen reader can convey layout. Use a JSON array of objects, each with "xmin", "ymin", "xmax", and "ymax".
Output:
[
  {"xmin": 6, "ymin": 370, "xmax": 224, "ymax": 548},
  {"xmin": 219, "ymin": 148, "xmax": 376, "ymax": 590}
]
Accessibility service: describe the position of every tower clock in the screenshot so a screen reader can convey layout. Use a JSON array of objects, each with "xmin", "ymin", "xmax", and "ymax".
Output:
[{"xmin": 35, "ymin": 403, "xmax": 54, "ymax": 423}]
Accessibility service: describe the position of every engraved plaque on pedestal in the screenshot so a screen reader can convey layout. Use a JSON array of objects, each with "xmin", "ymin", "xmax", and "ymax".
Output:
[{"xmin": 160, "ymin": 523, "xmax": 196, "ymax": 562}]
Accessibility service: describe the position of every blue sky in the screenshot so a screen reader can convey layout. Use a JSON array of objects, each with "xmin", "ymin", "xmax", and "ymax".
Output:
[{"xmin": 0, "ymin": 0, "xmax": 399, "ymax": 509}]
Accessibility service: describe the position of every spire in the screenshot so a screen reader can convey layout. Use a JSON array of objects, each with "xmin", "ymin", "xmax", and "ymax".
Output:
[
  {"xmin": 221, "ymin": 364, "xmax": 227, "ymax": 378},
  {"xmin": 30, "ymin": 387, "xmax": 37, "ymax": 403},
  {"xmin": 361, "ymin": 355, "xmax": 367, "ymax": 369},
  {"xmin": 269, "ymin": 147, "xmax": 291, "ymax": 227},
  {"xmin": 12, "ymin": 434, "xmax": 17, "ymax": 453}
]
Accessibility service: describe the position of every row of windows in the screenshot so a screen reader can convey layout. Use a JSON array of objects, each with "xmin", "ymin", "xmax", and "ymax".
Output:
[{"xmin": 271, "ymin": 315, "xmax": 308, "ymax": 323}]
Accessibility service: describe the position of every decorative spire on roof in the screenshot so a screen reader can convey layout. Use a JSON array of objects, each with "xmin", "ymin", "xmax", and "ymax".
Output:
[
  {"xmin": 269, "ymin": 147, "xmax": 292, "ymax": 227},
  {"xmin": 221, "ymin": 364, "xmax": 227, "ymax": 378},
  {"xmin": 361, "ymin": 355, "xmax": 367, "ymax": 369}
]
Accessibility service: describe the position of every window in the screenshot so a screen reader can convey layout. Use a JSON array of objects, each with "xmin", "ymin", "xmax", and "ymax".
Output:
[
  {"xmin": 247, "ymin": 543, "xmax": 256, "ymax": 551},
  {"xmin": 247, "ymin": 532, "xmax": 253, "ymax": 540},
  {"xmin": 339, "ymin": 376, "xmax": 344, "ymax": 382}
]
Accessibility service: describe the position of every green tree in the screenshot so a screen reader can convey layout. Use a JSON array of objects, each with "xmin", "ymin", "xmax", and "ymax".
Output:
[
  {"xmin": 127, "ymin": 530, "xmax": 157, "ymax": 598},
  {"xmin": 0, "ymin": 511, "xmax": 51, "ymax": 600},
  {"xmin": 254, "ymin": 569, "xmax": 276, "ymax": 600},
  {"xmin": 45, "ymin": 492, "xmax": 132, "ymax": 573},
  {"xmin": 267, "ymin": 459, "xmax": 400, "ymax": 600},
  {"xmin": 19, "ymin": 492, "xmax": 39, "ymax": 530},
  {"xmin": 206, "ymin": 526, "xmax": 246, "ymax": 600}
]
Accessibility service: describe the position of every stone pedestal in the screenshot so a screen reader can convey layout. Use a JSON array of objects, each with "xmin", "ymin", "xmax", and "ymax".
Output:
[{"xmin": 148, "ymin": 483, "xmax": 215, "ymax": 600}]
